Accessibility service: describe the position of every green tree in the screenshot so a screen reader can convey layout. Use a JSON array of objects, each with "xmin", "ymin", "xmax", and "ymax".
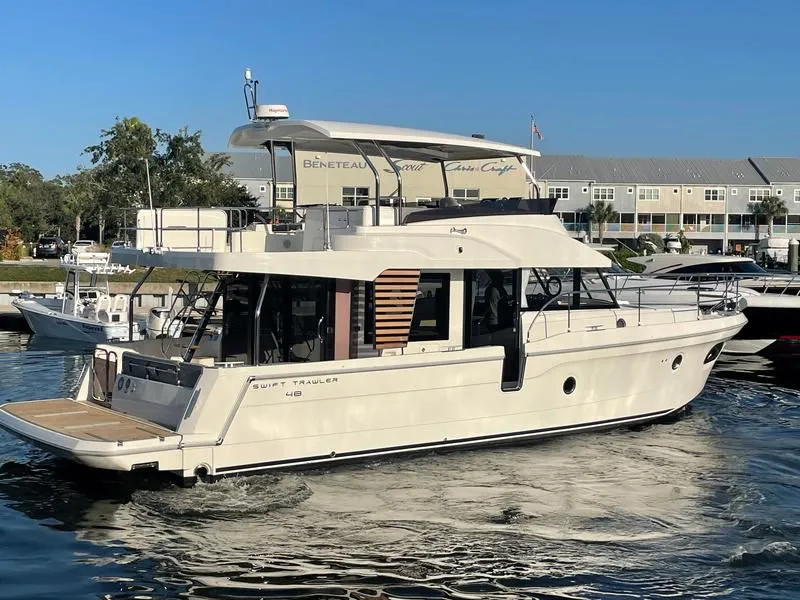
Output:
[
  {"xmin": 85, "ymin": 117, "xmax": 254, "ymax": 214},
  {"xmin": 586, "ymin": 200, "xmax": 618, "ymax": 244},
  {"xmin": 59, "ymin": 169, "xmax": 101, "ymax": 241},
  {"xmin": 0, "ymin": 163, "xmax": 65, "ymax": 240},
  {"xmin": 750, "ymin": 195, "xmax": 787, "ymax": 236}
]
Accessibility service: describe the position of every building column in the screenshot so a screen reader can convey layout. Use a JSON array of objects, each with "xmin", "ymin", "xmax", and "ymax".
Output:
[{"xmin": 723, "ymin": 185, "xmax": 730, "ymax": 253}]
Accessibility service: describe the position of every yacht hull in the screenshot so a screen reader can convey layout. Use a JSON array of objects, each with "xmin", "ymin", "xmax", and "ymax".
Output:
[{"xmin": 0, "ymin": 312, "xmax": 745, "ymax": 483}]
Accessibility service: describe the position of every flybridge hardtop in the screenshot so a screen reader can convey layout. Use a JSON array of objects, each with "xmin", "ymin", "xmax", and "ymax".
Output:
[{"xmin": 228, "ymin": 119, "xmax": 541, "ymax": 161}]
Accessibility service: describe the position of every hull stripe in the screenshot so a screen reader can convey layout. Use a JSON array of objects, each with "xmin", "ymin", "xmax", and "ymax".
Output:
[{"xmin": 216, "ymin": 406, "xmax": 680, "ymax": 474}]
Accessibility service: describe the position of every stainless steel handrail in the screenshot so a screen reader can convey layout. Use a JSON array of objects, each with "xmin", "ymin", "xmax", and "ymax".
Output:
[{"xmin": 525, "ymin": 273, "xmax": 742, "ymax": 343}]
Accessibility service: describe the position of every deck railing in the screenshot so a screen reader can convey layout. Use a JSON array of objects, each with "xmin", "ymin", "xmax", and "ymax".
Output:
[{"xmin": 525, "ymin": 273, "xmax": 742, "ymax": 342}]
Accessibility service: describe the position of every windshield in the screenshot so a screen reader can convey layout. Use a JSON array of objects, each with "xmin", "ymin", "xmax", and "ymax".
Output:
[{"xmin": 668, "ymin": 261, "xmax": 767, "ymax": 275}]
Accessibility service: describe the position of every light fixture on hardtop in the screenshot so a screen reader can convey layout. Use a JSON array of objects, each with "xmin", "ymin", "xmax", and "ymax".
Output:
[{"xmin": 243, "ymin": 67, "xmax": 290, "ymax": 122}]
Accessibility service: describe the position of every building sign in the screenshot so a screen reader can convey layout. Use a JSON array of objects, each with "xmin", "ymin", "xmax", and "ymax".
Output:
[
  {"xmin": 446, "ymin": 161, "xmax": 516, "ymax": 177},
  {"xmin": 301, "ymin": 158, "xmax": 517, "ymax": 176}
]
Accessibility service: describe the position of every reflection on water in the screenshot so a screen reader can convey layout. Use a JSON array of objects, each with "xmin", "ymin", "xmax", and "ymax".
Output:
[{"xmin": 0, "ymin": 331, "xmax": 798, "ymax": 599}]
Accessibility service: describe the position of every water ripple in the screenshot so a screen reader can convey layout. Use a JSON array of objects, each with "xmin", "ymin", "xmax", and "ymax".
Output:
[{"xmin": 0, "ymin": 333, "xmax": 799, "ymax": 599}]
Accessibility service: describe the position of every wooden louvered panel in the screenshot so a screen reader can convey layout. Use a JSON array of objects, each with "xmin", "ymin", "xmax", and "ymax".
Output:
[{"xmin": 373, "ymin": 268, "xmax": 420, "ymax": 350}]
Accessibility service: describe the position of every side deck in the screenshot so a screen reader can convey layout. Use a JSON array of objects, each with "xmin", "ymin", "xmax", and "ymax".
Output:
[{"xmin": 1, "ymin": 399, "xmax": 173, "ymax": 442}]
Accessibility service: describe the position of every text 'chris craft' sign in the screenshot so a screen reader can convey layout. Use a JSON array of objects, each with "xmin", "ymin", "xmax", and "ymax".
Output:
[{"xmin": 301, "ymin": 159, "xmax": 517, "ymax": 176}]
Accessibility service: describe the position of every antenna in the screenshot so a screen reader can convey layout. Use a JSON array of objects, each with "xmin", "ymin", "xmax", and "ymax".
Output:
[
  {"xmin": 244, "ymin": 67, "xmax": 259, "ymax": 120},
  {"xmin": 242, "ymin": 67, "xmax": 290, "ymax": 121}
]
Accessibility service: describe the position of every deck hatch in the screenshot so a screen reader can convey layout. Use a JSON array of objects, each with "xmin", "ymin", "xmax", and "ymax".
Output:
[{"xmin": 122, "ymin": 354, "xmax": 202, "ymax": 388}]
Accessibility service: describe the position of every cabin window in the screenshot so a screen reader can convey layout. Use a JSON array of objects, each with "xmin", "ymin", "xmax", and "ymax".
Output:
[
  {"xmin": 523, "ymin": 268, "xmax": 617, "ymax": 311},
  {"xmin": 410, "ymin": 273, "xmax": 450, "ymax": 341},
  {"xmin": 342, "ymin": 187, "xmax": 370, "ymax": 206},
  {"xmin": 221, "ymin": 278, "xmax": 256, "ymax": 364},
  {"xmin": 666, "ymin": 262, "xmax": 767, "ymax": 276},
  {"xmin": 364, "ymin": 273, "xmax": 450, "ymax": 344}
]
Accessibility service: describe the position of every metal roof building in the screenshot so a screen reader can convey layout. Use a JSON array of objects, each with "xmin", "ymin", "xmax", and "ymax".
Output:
[
  {"xmin": 532, "ymin": 155, "xmax": 767, "ymax": 186},
  {"xmin": 749, "ymin": 158, "xmax": 800, "ymax": 183}
]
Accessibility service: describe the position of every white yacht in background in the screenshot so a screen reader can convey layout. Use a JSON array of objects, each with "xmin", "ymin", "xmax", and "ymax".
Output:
[
  {"xmin": 628, "ymin": 253, "xmax": 800, "ymax": 356},
  {"xmin": 0, "ymin": 74, "xmax": 746, "ymax": 484},
  {"xmin": 11, "ymin": 252, "xmax": 145, "ymax": 343}
]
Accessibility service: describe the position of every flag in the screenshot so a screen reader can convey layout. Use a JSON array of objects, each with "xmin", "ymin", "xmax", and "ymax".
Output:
[{"xmin": 531, "ymin": 116, "xmax": 543, "ymax": 140}]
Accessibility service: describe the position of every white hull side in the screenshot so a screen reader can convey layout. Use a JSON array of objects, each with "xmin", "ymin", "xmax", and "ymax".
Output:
[
  {"xmin": 12, "ymin": 300, "xmax": 135, "ymax": 343},
  {"xmin": 0, "ymin": 312, "xmax": 742, "ymax": 481},
  {"xmin": 206, "ymin": 318, "xmax": 736, "ymax": 477}
]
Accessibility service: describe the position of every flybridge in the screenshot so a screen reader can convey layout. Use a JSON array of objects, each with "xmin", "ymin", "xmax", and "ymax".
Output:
[{"xmin": 232, "ymin": 68, "xmax": 542, "ymax": 225}]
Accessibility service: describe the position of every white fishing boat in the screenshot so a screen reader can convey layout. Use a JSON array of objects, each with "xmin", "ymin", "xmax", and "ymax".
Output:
[
  {"xmin": 0, "ymin": 75, "xmax": 746, "ymax": 484},
  {"xmin": 10, "ymin": 252, "xmax": 145, "ymax": 343}
]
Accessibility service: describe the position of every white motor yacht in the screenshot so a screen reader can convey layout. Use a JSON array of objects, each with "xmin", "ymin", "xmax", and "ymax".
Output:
[
  {"xmin": 0, "ymin": 85, "xmax": 745, "ymax": 484},
  {"xmin": 11, "ymin": 252, "xmax": 145, "ymax": 343},
  {"xmin": 629, "ymin": 253, "xmax": 800, "ymax": 356}
]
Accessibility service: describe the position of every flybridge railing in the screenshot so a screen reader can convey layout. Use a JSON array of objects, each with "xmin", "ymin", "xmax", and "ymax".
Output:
[
  {"xmin": 119, "ymin": 206, "xmax": 303, "ymax": 253},
  {"xmin": 525, "ymin": 273, "xmax": 742, "ymax": 342}
]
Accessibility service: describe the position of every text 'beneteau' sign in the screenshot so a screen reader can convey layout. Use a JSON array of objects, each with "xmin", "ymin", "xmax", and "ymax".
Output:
[{"xmin": 301, "ymin": 159, "xmax": 517, "ymax": 176}]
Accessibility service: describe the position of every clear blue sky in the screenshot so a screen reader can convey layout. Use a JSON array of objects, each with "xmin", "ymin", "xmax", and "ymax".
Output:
[{"xmin": 1, "ymin": 0, "xmax": 798, "ymax": 178}]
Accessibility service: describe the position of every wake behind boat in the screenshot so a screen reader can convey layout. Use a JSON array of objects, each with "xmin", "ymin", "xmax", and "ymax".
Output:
[{"xmin": 0, "ymin": 73, "xmax": 746, "ymax": 484}]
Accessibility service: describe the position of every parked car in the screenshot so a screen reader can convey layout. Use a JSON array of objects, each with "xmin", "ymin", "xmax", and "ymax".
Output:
[
  {"xmin": 110, "ymin": 240, "xmax": 132, "ymax": 248},
  {"xmin": 34, "ymin": 236, "xmax": 68, "ymax": 259},
  {"xmin": 71, "ymin": 239, "xmax": 98, "ymax": 254}
]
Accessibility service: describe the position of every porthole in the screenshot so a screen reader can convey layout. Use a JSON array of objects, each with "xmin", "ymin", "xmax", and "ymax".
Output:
[
  {"xmin": 563, "ymin": 376, "xmax": 576, "ymax": 395},
  {"xmin": 616, "ymin": 318, "xmax": 626, "ymax": 328},
  {"xmin": 704, "ymin": 342, "xmax": 724, "ymax": 364},
  {"xmin": 672, "ymin": 355, "xmax": 683, "ymax": 370}
]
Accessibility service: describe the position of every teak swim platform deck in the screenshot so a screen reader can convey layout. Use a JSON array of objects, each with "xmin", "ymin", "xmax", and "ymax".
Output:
[{"xmin": 2, "ymin": 399, "xmax": 172, "ymax": 442}]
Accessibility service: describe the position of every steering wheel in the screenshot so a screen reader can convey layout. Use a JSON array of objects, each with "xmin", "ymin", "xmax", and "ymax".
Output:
[{"xmin": 546, "ymin": 276, "xmax": 562, "ymax": 297}]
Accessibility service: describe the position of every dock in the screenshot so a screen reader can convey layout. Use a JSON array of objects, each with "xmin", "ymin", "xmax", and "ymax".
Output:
[{"xmin": 0, "ymin": 306, "xmax": 28, "ymax": 332}]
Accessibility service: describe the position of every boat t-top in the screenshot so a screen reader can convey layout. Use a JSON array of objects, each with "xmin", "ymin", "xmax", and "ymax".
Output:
[
  {"xmin": 0, "ymin": 71, "xmax": 746, "ymax": 484},
  {"xmin": 11, "ymin": 251, "xmax": 142, "ymax": 343}
]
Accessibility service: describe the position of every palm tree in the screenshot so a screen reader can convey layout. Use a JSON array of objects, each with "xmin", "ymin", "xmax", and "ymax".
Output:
[
  {"xmin": 586, "ymin": 200, "xmax": 618, "ymax": 244},
  {"xmin": 750, "ymin": 195, "xmax": 788, "ymax": 236}
]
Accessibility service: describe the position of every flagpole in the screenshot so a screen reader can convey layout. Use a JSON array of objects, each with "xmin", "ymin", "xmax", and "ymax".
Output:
[{"xmin": 529, "ymin": 115, "xmax": 535, "ymax": 181}]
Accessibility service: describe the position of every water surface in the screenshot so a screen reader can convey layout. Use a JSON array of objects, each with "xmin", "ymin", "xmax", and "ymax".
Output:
[{"xmin": 0, "ymin": 331, "xmax": 798, "ymax": 599}]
